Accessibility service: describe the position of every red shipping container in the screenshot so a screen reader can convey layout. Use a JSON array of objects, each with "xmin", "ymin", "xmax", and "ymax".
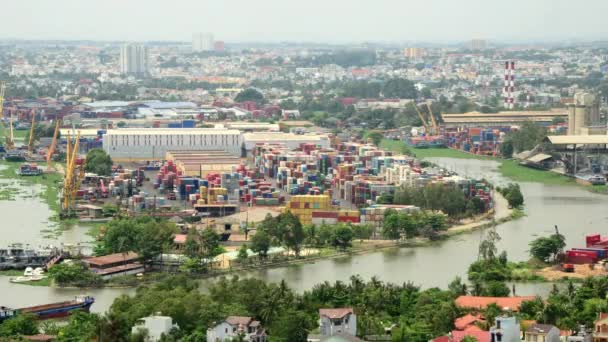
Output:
[
  {"xmin": 567, "ymin": 255, "xmax": 596, "ymax": 264},
  {"xmin": 312, "ymin": 211, "xmax": 339, "ymax": 219},
  {"xmin": 586, "ymin": 234, "xmax": 601, "ymax": 247}
]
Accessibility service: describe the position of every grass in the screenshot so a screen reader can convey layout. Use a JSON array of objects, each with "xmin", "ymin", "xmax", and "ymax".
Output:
[
  {"xmin": 0, "ymin": 122, "xmax": 28, "ymax": 143},
  {"xmin": 0, "ymin": 270, "xmax": 53, "ymax": 287},
  {"xmin": 498, "ymin": 160, "xmax": 576, "ymax": 186},
  {"xmin": 380, "ymin": 139, "xmax": 493, "ymax": 160}
]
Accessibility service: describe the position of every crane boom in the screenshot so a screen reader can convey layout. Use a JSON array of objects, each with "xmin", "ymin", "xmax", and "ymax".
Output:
[
  {"xmin": 28, "ymin": 110, "xmax": 36, "ymax": 155},
  {"xmin": 414, "ymin": 104, "xmax": 430, "ymax": 133},
  {"xmin": 46, "ymin": 120, "xmax": 61, "ymax": 171},
  {"xmin": 0, "ymin": 81, "xmax": 5, "ymax": 120},
  {"xmin": 426, "ymin": 103, "xmax": 439, "ymax": 136}
]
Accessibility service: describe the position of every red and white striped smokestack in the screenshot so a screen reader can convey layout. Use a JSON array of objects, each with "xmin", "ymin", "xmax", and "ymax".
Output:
[{"xmin": 504, "ymin": 62, "xmax": 510, "ymax": 108}]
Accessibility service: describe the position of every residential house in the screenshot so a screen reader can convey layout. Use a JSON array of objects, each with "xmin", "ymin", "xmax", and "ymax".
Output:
[
  {"xmin": 82, "ymin": 252, "xmax": 144, "ymax": 280},
  {"xmin": 594, "ymin": 313, "xmax": 608, "ymax": 342},
  {"xmin": 490, "ymin": 316, "xmax": 521, "ymax": 342},
  {"xmin": 525, "ymin": 324, "xmax": 560, "ymax": 342},
  {"xmin": 455, "ymin": 314, "xmax": 486, "ymax": 331},
  {"xmin": 131, "ymin": 315, "xmax": 178, "ymax": 342},
  {"xmin": 318, "ymin": 308, "xmax": 357, "ymax": 337},
  {"xmin": 455, "ymin": 296, "xmax": 537, "ymax": 312},
  {"xmin": 206, "ymin": 316, "xmax": 266, "ymax": 342}
]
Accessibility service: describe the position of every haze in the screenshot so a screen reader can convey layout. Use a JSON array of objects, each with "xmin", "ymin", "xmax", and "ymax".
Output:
[{"xmin": 3, "ymin": 0, "xmax": 608, "ymax": 43}]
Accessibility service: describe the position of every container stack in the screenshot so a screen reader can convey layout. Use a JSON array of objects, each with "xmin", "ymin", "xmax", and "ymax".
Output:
[{"xmin": 285, "ymin": 195, "xmax": 331, "ymax": 225}]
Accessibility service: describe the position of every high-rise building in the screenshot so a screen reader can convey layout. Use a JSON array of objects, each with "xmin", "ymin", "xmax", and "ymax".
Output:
[
  {"xmin": 404, "ymin": 47, "xmax": 425, "ymax": 59},
  {"xmin": 120, "ymin": 44, "xmax": 148, "ymax": 76},
  {"xmin": 214, "ymin": 41, "xmax": 225, "ymax": 52},
  {"xmin": 192, "ymin": 33, "xmax": 214, "ymax": 52},
  {"xmin": 470, "ymin": 39, "xmax": 487, "ymax": 50}
]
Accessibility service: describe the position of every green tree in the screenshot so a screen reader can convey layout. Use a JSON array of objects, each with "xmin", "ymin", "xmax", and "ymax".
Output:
[
  {"xmin": 331, "ymin": 225, "xmax": 354, "ymax": 250},
  {"xmin": 251, "ymin": 230, "xmax": 271, "ymax": 258},
  {"xmin": 382, "ymin": 78, "xmax": 418, "ymax": 99},
  {"xmin": 58, "ymin": 311, "xmax": 101, "ymax": 342},
  {"xmin": 48, "ymin": 261, "xmax": 103, "ymax": 287},
  {"xmin": 235, "ymin": 88, "xmax": 265, "ymax": 104},
  {"xmin": 84, "ymin": 148, "xmax": 113, "ymax": 176},
  {"xmin": 500, "ymin": 139, "xmax": 514, "ymax": 158},
  {"xmin": 280, "ymin": 212, "xmax": 305, "ymax": 257},
  {"xmin": 0, "ymin": 313, "xmax": 38, "ymax": 337},
  {"xmin": 200, "ymin": 228, "xmax": 222, "ymax": 258},
  {"xmin": 237, "ymin": 244, "xmax": 249, "ymax": 264},
  {"xmin": 383, "ymin": 210, "xmax": 401, "ymax": 240},
  {"xmin": 529, "ymin": 232, "xmax": 566, "ymax": 263},
  {"xmin": 482, "ymin": 281, "xmax": 511, "ymax": 297},
  {"xmin": 365, "ymin": 131, "xmax": 384, "ymax": 146},
  {"xmin": 448, "ymin": 277, "xmax": 468, "ymax": 296},
  {"xmin": 352, "ymin": 224, "xmax": 373, "ymax": 240},
  {"xmin": 184, "ymin": 230, "xmax": 201, "ymax": 259},
  {"xmin": 270, "ymin": 310, "xmax": 310, "ymax": 342}
]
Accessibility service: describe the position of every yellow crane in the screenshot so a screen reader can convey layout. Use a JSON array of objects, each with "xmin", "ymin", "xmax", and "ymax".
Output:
[
  {"xmin": 28, "ymin": 110, "xmax": 36, "ymax": 156},
  {"xmin": 62, "ymin": 131, "xmax": 80, "ymax": 214},
  {"xmin": 414, "ymin": 104, "xmax": 431, "ymax": 134},
  {"xmin": 426, "ymin": 102, "xmax": 440, "ymax": 136},
  {"xmin": 1, "ymin": 81, "xmax": 15, "ymax": 150},
  {"xmin": 46, "ymin": 120, "xmax": 61, "ymax": 171},
  {"xmin": 0, "ymin": 81, "xmax": 5, "ymax": 120}
]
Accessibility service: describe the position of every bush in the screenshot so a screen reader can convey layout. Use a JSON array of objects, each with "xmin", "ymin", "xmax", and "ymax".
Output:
[{"xmin": 48, "ymin": 261, "xmax": 103, "ymax": 287}]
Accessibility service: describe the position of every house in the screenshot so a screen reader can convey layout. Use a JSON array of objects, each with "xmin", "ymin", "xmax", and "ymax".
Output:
[
  {"xmin": 318, "ymin": 308, "xmax": 357, "ymax": 337},
  {"xmin": 593, "ymin": 313, "xmax": 608, "ymax": 342},
  {"xmin": 455, "ymin": 313, "xmax": 486, "ymax": 330},
  {"xmin": 525, "ymin": 324, "xmax": 560, "ymax": 342},
  {"xmin": 206, "ymin": 316, "xmax": 266, "ymax": 342},
  {"xmin": 490, "ymin": 316, "xmax": 521, "ymax": 342},
  {"xmin": 307, "ymin": 333, "xmax": 364, "ymax": 342},
  {"xmin": 455, "ymin": 296, "xmax": 536, "ymax": 312},
  {"xmin": 131, "ymin": 315, "xmax": 178, "ymax": 342},
  {"xmin": 82, "ymin": 252, "xmax": 144, "ymax": 280}
]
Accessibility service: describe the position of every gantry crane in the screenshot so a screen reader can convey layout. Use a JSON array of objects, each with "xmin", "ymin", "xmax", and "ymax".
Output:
[
  {"xmin": 28, "ymin": 110, "xmax": 36, "ymax": 156},
  {"xmin": 46, "ymin": 120, "xmax": 61, "ymax": 171}
]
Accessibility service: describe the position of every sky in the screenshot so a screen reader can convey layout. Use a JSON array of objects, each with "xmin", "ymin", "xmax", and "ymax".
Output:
[{"xmin": 3, "ymin": 0, "xmax": 608, "ymax": 43}]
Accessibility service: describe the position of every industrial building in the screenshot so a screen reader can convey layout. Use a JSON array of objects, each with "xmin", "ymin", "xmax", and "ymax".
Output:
[
  {"xmin": 165, "ymin": 151, "xmax": 242, "ymax": 177},
  {"xmin": 192, "ymin": 32, "xmax": 214, "ymax": 52},
  {"xmin": 441, "ymin": 110, "xmax": 567, "ymax": 127},
  {"xmin": 567, "ymin": 92, "xmax": 604, "ymax": 135},
  {"xmin": 102, "ymin": 128, "xmax": 242, "ymax": 161},
  {"xmin": 242, "ymin": 132, "xmax": 331, "ymax": 151}
]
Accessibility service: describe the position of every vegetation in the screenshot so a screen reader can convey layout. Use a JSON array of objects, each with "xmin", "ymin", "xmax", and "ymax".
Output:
[
  {"xmin": 48, "ymin": 261, "xmax": 103, "ymax": 287},
  {"xmin": 496, "ymin": 183, "xmax": 524, "ymax": 208},
  {"xmin": 529, "ymin": 228, "xmax": 566, "ymax": 263},
  {"xmin": 383, "ymin": 209, "xmax": 448, "ymax": 241},
  {"xmin": 180, "ymin": 228, "xmax": 224, "ymax": 273},
  {"xmin": 501, "ymin": 121, "xmax": 548, "ymax": 156},
  {"xmin": 95, "ymin": 216, "xmax": 177, "ymax": 261},
  {"xmin": 393, "ymin": 183, "xmax": 488, "ymax": 219},
  {"xmin": 365, "ymin": 130, "xmax": 384, "ymax": 146},
  {"xmin": 234, "ymin": 88, "xmax": 265, "ymax": 104},
  {"xmin": 84, "ymin": 148, "xmax": 113, "ymax": 176}
]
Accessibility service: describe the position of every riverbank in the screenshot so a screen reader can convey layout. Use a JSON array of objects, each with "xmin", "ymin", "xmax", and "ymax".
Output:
[{"xmin": 380, "ymin": 139, "xmax": 608, "ymax": 192}]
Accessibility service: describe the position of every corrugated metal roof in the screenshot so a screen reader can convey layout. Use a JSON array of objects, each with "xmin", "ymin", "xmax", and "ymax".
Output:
[
  {"xmin": 527, "ymin": 153, "xmax": 553, "ymax": 163},
  {"xmin": 105, "ymin": 128, "xmax": 240, "ymax": 135},
  {"xmin": 546, "ymin": 135, "xmax": 608, "ymax": 145}
]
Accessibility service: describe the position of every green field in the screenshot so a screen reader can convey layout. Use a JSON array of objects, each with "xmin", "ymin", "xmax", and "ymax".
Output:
[
  {"xmin": 0, "ymin": 122, "xmax": 28, "ymax": 143},
  {"xmin": 380, "ymin": 139, "xmax": 493, "ymax": 160}
]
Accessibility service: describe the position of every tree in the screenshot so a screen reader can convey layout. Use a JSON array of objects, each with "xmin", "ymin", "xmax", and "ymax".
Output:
[
  {"xmin": 116, "ymin": 121, "xmax": 127, "ymax": 128},
  {"xmin": 331, "ymin": 225, "xmax": 354, "ymax": 250},
  {"xmin": 270, "ymin": 310, "xmax": 310, "ymax": 342},
  {"xmin": 251, "ymin": 230, "xmax": 271, "ymax": 258},
  {"xmin": 48, "ymin": 261, "xmax": 103, "ymax": 287},
  {"xmin": 365, "ymin": 131, "xmax": 384, "ymax": 146},
  {"xmin": 235, "ymin": 88, "xmax": 264, "ymax": 104},
  {"xmin": 505, "ymin": 186, "xmax": 524, "ymax": 208},
  {"xmin": 184, "ymin": 230, "xmax": 201, "ymax": 259},
  {"xmin": 478, "ymin": 228, "xmax": 501, "ymax": 260},
  {"xmin": 382, "ymin": 78, "xmax": 418, "ymax": 99},
  {"xmin": 58, "ymin": 311, "xmax": 101, "ymax": 341},
  {"xmin": 237, "ymin": 244, "xmax": 249, "ymax": 264},
  {"xmin": 200, "ymin": 228, "xmax": 221, "ymax": 258},
  {"xmin": 500, "ymin": 139, "xmax": 514, "ymax": 158},
  {"xmin": 529, "ymin": 232, "xmax": 566, "ymax": 263},
  {"xmin": 448, "ymin": 277, "xmax": 468, "ymax": 296},
  {"xmin": 482, "ymin": 281, "xmax": 511, "ymax": 297},
  {"xmin": 352, "ymin": 224, "xmax": 373, "ymax": 240},
  {"xmin": 461, "ymin": 336, "xmax": 478, "ymax": 342},
  {"xmin": 383, "ymin": 210, "xmax": 401, "ymax": 240},
  {"xmin": 280, "ymin": 212, "xmax": 305, "ymax": 257},
  {"xmin": 84, "ymin": 148, "xmax": 113, "ymax": 176},
  {"xmin": 0, "ymin": 313, "xmax": 38, "ymax": 337}
]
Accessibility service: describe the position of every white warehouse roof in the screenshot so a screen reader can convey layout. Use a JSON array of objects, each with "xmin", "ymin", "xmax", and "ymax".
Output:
[{"xmin": 105, "ymin": 128, "xmax": 241, "ymax": 135}]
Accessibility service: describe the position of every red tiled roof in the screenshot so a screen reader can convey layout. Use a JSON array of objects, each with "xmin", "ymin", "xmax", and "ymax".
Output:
[
  {"xmin": 463, "ymin": 325, "xmax": 484, "ymax": 332},
  {"xmin": 455, "ymin": 296, "xmax": 536, "ymax": 311},
  {"xmin": 173, "ymin": 234, "xmax": 187, "ymax": 244},
  {"xmin": 455, "ymin": 314, "xmax": 485, "ymax": 330},
  {"xmin": 431, "ymin": 336, "xmax": 450, "ymax": 342},
  {"xmin": 226, "ymin": 316, "xmax": 253, "ymax": 326},
  {"xmin": 452, "ymin": 330, "xmax": 491, "ymax": 342},
  {"xmin": 83, "ymin": 252, "xmax": 139, "ymax": 267},
  {"xmin": 319, "ymin": 308, "xmax": 354, "ymax": 319}
]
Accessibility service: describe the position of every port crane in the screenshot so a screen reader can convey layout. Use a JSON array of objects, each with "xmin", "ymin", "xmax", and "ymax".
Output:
[
  {"xmin": 28, "ymin": 110, "xmax": 36, "ymax": 156},
  {"xmin": 62, "ymin": 131, "xmax": 80, "ymax": 216},
  {"xmin": 414, "ymin": 104, "xmax": 431, "ymax": 134},
  {"xmin": 425, "ymin": 102, "xmax": 440, "ymax": 136},
  {"xmin": 46, "ymin": 120, "xmax": 61, "ymax": 171},
  {"xmin": 414, "ymin": 102, "xmax": 440, "ymax": 136},
  {"xmin": 0, "ymin": 81, "xmax": 15, "ymax": 150}
]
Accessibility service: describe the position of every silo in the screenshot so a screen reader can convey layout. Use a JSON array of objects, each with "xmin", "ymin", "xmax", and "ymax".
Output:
[
  {"xmin": 567, "ymin": 104, "xmax": 576, "ymax": 135},
  {"xmin": 574, "ymin": 106, "xmax": 586, "ymax": 135}
]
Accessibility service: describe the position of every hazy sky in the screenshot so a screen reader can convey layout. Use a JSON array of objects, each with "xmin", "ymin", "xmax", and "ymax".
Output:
[{"xmin": 3, "ymin": 0, "xmax": 608, "ymax": 43}]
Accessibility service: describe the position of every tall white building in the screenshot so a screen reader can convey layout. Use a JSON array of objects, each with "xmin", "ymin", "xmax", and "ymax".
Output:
[
  {"xmin": 120, "ymin": 44, "xmax": 148, "ymax": 76},
  {"xmin": 192, "ymin": 33, "xmax": 214, "ymax": 52}
]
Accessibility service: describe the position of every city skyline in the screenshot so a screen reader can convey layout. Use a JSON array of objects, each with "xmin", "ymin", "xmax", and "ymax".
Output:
[{"xmin": 3, "ymin": 0, "xmax": 608, "ymax": 43}]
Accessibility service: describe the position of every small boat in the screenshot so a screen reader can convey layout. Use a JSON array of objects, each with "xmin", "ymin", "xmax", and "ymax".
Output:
[
  {"xmin": 0, "ymin": 296, "xmax": 95, "ymax": 322},
  {"xmin": 9, "ymin": 267, "xmax": 46, "ymax": 283}
]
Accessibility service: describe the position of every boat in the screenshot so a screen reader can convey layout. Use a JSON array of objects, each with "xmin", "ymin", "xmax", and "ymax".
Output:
[
  {"xmin": 0, "ymin": 296, "xmax": 95, "ymax": 322},
  {"xmin": 0, "ymin": 245, "xmax": 59, "ymax": 270},
  {"xmin": 4, "ymin": 149, "xmax": 26, "ymax": 162},
  {"xmin": 16, "ymin": 163, "xmax": 43, "ymax": 176},
  {"xmin": 575, "ymin": 173, "xmax": 606, "ymax": 186},
  {"xmin": 9, "ymin": 267, "xmax": 46, "ymax": 283}
]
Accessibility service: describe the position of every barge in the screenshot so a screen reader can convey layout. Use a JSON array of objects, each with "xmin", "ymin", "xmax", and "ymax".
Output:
[{"xmin": 0, "ymin": 296, "xmax": 94, "ymax": 322}]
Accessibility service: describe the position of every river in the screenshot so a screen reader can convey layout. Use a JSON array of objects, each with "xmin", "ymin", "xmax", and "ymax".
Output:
[{"xmin": 1, "ymin": 158, "xmax": 606, "ymax": 313}]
